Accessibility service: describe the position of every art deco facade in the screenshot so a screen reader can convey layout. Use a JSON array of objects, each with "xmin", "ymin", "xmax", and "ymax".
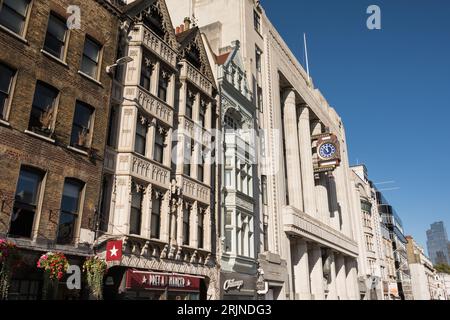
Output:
[
  {"xmin": 167, "ymin": 0, "xmax": 360, "ymax": 300},
  {"xmin": 0, "ymin": 0, "xmax": 121, "ymax": 299}
]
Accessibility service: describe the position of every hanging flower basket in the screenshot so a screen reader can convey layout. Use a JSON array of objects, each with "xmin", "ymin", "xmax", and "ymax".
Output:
[
  {"xmin": 83, "ymin": 256, "xmax": 107, "ymax": 300},
  {"xmin": 37, "ymin": 252, "xmax": 69, "ymax": 281},
  {"xmin": 0, "ymin": 238, "xmax": 20, "ymax": 300}
]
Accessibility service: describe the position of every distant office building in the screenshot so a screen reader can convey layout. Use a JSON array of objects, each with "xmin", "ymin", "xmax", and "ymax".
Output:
[{"xmin": 426, "ymin": 222, "xmax": 450, "ymax": 265}]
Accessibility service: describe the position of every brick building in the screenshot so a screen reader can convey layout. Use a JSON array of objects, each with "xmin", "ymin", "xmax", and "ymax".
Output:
[{"xmin": 0, "ymin": 0, "xmax": 122, "ymax": 299}]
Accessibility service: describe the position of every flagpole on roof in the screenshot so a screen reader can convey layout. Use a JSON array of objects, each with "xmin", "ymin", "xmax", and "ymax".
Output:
[{"xmin": 303, "ymin": 33, "xmax": 310, "ymax": 82}]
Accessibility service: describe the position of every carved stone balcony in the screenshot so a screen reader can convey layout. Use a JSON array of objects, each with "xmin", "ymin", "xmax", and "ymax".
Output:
[
  {"xmin": 124, "ymin": 85, "xmax": 173, "ymax": 127},
  {"xmin": 130, "ymin": 24, "xmax": 177, "ymax": 69},
  {"xmin": 176, "ymin": 174, "xmax": 210, "ymax": 205},
  {"xmin": 283, "ymin": 205, "xmax": 359, "ymax": 257},
  {"xmin": 116, "ymin": 152, "xmax": 171, "ymax": 189},
  {"xmin": 180, "ymin": 60, "xmax": 213, "ymax": 96},
  {"xmin": 96, "ymin": 235, "xmax": 215, "ymax": 277}
]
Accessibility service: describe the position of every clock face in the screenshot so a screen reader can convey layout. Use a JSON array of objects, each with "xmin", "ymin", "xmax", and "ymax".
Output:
[{"xmin": 318, "ymin": 143, "xmax": 337, "ymax": 159}]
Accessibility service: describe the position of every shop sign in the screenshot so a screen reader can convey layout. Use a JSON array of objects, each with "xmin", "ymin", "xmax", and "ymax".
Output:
[
  {"xmin": 223, "ymin": 279, "xmax": 244, "ymax": 292},
  {"xmin": 126, "ymin": 270, "xmax": 200, "ymax": 292}
]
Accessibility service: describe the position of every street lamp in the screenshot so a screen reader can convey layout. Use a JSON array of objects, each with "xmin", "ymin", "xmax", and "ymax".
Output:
[{"xmin": 106, "ymin": 56, "xmax": 133, "ymax": 74}]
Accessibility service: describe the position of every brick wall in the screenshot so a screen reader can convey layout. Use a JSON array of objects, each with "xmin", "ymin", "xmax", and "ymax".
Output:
[{"xmin": 0, "ymin": 0, "xmax": 120, "ymax": 246}]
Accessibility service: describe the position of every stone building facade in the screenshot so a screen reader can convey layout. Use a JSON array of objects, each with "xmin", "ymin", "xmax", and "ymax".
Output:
[
  {"xmin": 166, "ymin": 0, "xmax": 360, "ymax": 300},
  {"xmin": 94, "ymin": 0, "xmax": 219, "ymax": 300},
  {"xmin": 350, "ymin": 165, "xmax": 384, "ymax": 299},
  {"xmin": 0, "ymin": 0, "xmax": 121, "ymax": 299},
  {"xmin": 208, "ymin": 41, "xmax": 262, "ymax": 300},
  {"xmin": 406, "ymin": 235, "xmax": 441, "ymax": 300}
]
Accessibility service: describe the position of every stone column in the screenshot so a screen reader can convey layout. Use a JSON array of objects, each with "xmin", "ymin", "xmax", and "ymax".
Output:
[
  {"xmin": 142, "ymin": 184, "xmax": 153, "ymax": 239},
  {"xmin": 311, "ymin": 121, "xmax": 329, "ymax": 224},
  {"xmin": 151, "ymin": 61, "xmax": 161, "ymax": 96},
  {"xmin": 112, "ymin": 176, "xmax": 132, "ymax": 235},
  {"xmin": 160, "ymin": 190, "xmax": 171, "ymax": 242},
  {"xmin": 282, "ymin": 89, "xmax": 303, "ymax": 210},
  {"xmin": 309, "ymin": 243, "xmax": 325, "ymax": 300},
  {"xmin": 335, "ymin": 254, "xmax": 348, "ymax": 300},
  {"xmin": 190, "ymin": 201, "xmax": 199, "ymax": 248},
  {"xmin": 204, "ymin": 207, "xmax": 211, "ymax": 251},
  {"xmin": 328, "ymin": 174, "xmax": 341, "ymax": 230},
  {"xmin": 345, "ymin": 257, "xmax": 359, "ymax": 300},
  {"xmin": 327, "ymin": 251, "xmax": 338, "ymax": 300},
  {"xmin": 147, "ymin": 119, "xmax": 156, "ymax": 160},
  {"xmin": 298, "ymin": 106, "xmax": 316, "ymax": 216},
  {"xmin": 293, "ymin": 239, "xmax": 311, "ymax": 300},
  {"xmin": 176, "ymin": 199, "xmax": 184, "ymax": 245},
  {"xmin": 169, "ymin": 209, "xmax": 177, "ymax": 245},
  {"xmin": 163, "ymin": 127, "xmax": 172, "ymax": 168}
]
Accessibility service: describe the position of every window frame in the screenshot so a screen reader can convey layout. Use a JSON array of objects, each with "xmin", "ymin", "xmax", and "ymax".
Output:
[
  {"xmin": 139, "ymin": 55, "xmax": 153, "ymax": 92},
  {"xmin": 0, "ymin": 62, "xmax": 17, "ymax": 121},
  {"xmin": 150, "ymin": 193, "xmax": 161, "ymax": 239},
  {"xmin": 80, "ymin": 35, "xmax": 103, "ymax": 80},
  {"xmin": 134, "ymin": 115, "xmax": 148, "ymax": 156},
  {"xmin": 158, "ymin": 68, "xmax": 169, "ymax": 102},
  {"xmin": 43, "ymin": 12, "xmax": 69, "ymax": 61},
  {"xmin": 153, "ymin": 127, "xmax": 165, "ymax": 164},
  {"xmin": 182, "ymin": 204, "xmax": 190, "ymax": 246},
  {"xmin": 129, "ymin": 184, "xmax": 143, "ymax": 236},
  {"xmin": 183, "ymin": 137, "xmax": 192, "ymax": 176},
  {"xmin": 0, "ymin": 0, "xmax": 33, "ymax": 37},
  {"xmin": 197, "ymin": 210, "xmax": 204, "ymax": 249},
  {"xmin": 9, "ymin": 166, "xmax": 45, "ymax": 240},
  {"xmin": 56, "ymin": 178, "xmax": 84, "ymax": 245},
  {"xmin": 253, "ymin": 9, "xmax": 261, "ymax": 34},
  {"xmin": 70, "ymin": 100, "xmax": 95, "ymax": 149},
  {"xmin": 28, "ymin": 81, "xmax": 59, "ymax": 136}
]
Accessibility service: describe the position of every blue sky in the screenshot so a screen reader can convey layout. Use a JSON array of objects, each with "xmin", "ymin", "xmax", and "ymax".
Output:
[{"xmin": 261, "ymin": 0, "xmax": 450, "ymax": 251}]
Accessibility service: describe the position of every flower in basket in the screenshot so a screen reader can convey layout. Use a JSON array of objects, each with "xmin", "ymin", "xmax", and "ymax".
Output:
[
  {"xmin": 0, "ymin": 239, "xmax": 17, "ymax": 264},
  {"xmin": 37, "ymin": 252, "xmax": 69, "ymax": 281},
  {"xmin": 1, "ymin": 238, "xmax": 20, "ymax": 300},
  {"xmin": 83, "ymin": 256, "xmax": 107, "ymax": 299}
]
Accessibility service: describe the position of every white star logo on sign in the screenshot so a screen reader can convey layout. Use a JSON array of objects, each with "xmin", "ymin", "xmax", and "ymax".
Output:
[{"xmin": 110, "ymin": 245, "xmax": 118, "ymax": 257}]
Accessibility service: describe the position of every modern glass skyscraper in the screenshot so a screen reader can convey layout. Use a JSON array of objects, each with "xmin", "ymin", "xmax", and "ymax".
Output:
[{"xmin": 426, "ymin": 221, "xmax": 450, "ymax": 265}]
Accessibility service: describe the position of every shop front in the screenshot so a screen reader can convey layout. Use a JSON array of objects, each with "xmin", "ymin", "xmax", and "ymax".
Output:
[
  {"xmin": 220, "ymin": 272, "xmax": 256, "ymax": 300},
  {"xmin": 104, "ymin": 267, "xmax": 207, "ymax": 300},
  {"xmin": 6, "ymin": 248, "xmax": 88, "ymax": 300}
]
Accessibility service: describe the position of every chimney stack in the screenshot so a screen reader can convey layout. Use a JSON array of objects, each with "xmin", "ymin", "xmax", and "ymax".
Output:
[{"xmin": 184, "ymin": 17, "xmax": 191, "ymax": 31}]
